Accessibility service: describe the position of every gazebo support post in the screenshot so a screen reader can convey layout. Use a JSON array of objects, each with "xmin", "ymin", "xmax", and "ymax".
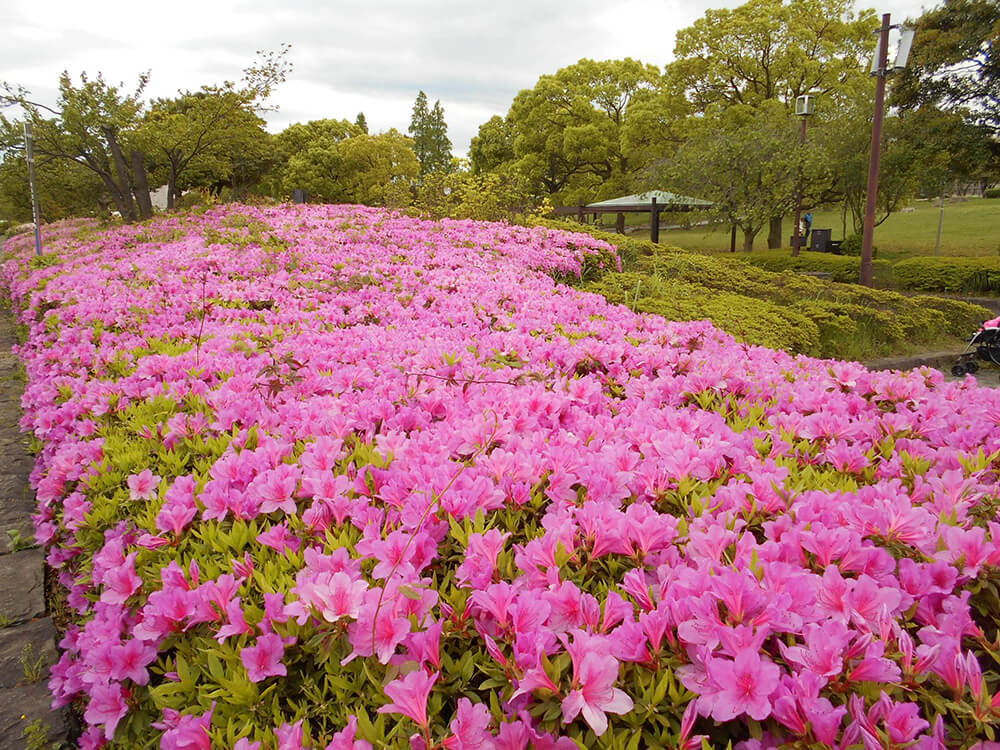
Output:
[
  {"xmin": 650, "ymin": 197, "xmax": 659, "ymax": 244},
  {"xmin": 616, "ymin": 212, "xmax": 625, "ymax": 234}
]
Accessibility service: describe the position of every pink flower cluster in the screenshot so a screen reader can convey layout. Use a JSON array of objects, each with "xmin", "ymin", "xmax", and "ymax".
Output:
[{"xmin": 5, "ymin": 205, "xmax": 1000, "ymax": 748}]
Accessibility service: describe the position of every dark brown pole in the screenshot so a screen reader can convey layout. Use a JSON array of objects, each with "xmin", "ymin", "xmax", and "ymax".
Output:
[
  {"xmin": 791, "ymin": 115, "xmax": 809, "ymax": 257},
  {"xmin": 861, "ymin": 13, "xmax": 892, "ymax": 287},
  {"xmin": 577, "ymin": 203, "xmax": 584, "ymax": 223},
  {"xmin": 650, "ymin": 197, "xmax": 659, "ymax": 243}
]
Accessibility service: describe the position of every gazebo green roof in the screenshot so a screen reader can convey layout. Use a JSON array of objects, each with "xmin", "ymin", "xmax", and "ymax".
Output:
[{"xmin": 585, "ymin": 190, "xmax": 712, "ymax": 209}]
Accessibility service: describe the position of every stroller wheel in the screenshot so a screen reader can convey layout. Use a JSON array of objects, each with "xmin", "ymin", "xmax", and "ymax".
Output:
[
  {"xmin": 965, "ymin": 360, "xmax": 980, "ymax": 374},
  {"xmin": 951, "ymin": 363, "xmax": 967, "ymax": 377},
  {"xmin": 987, "ymin": 343, "xmax": 1000, "ymax": 366}
]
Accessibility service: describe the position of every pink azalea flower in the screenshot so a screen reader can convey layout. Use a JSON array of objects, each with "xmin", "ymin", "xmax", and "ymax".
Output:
[
  {"xmin": 240, "ymin": 632, "xmax": 288, "ymax": 682},
  {"xmin": 159, "ymin": 703, "xmax": 214, "ymax": 750},
  {"xmin": 100, "ymin": 552, "xmax": 142, "ymax": 604},
  {"xmin": 377, "ymin": 669, "xmax": 439, "ymax": 730},
  {"xmin": 127, "ymin": 469, "xmax": 160, "ymax": 501},
  {"xmin": 326, "ymin": 715, "xmax": 373, "ymax": 750},
  {"xmin": 109, "ymin": 638, "xmax": 158, "ymax": 685},
  {"xmin": 884, "ymin": 699, "xmax": 929, "ymax": 745},
  {"xmin": 215, "ymin": 597, "xmax": 253, "ymax": 642},
  {"xmin": 443, "ymin": 698, "xmax": 493, "ymax": 749},
  {"xmin": 84, "ymin": 681, "xmax": 129, "ymax": 740},
  {"xmin": 276, "ymin": 721, "xmax": 305, "ymax": 750},
  {"xmin": 560, "ymin": 649, "xmax": 633, "ymax": 736},
  {"xmin": 312, "ymin": 571, "xmax": 368, "ymax": 623},
  {"xmin": 702, "ymin": 649, "xmax": 781, "ymax": 722}
]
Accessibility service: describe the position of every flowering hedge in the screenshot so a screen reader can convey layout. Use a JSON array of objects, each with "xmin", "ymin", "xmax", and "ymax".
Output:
[{"xmin": 4, "ymin": 204, "xmax": 1000, "ymax": 749}]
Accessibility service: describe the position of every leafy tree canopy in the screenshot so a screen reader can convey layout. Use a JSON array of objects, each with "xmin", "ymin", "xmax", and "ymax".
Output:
[
  {"xmin": 893, "ymin": 0, "xmax": 1000, "ymax": 137},
  {"xmin": 498, "ymin": 58, "xmax": 665, "ymax": 204},
  {"xmin": 668, "ymin": 0, "xmax": 876, "ymax": 111},
  {"xmin": 281, "ymin": 129, "xmax": 418, "ymax": 206},
  {"xmin": 663, "ymin": 101, "xmax": 829, "ymax": 250}
]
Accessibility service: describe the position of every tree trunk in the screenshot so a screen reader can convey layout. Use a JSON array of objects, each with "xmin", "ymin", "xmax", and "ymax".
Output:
[
  {"xmin": 767, "ymin": 216, "xmax": 782, "ymax": 249},
  {"xmin": 616, "ymin": 212, "xmax": 625, "ymax": 234},
  {"xmin": 103, "ymin": 126, "xmax": 138, "ymax": 221},
  {"xmin": 94, "ymin": 171, "xmax": 134, "ymax": 220},
  {"xmin": 131, "ymin": 150, "xmax": 154, "ymax": 220},
  {"xmin": 167, "ymin": 163, "xmax": 177, "ymax": 210},
  {"xmin": 743, "ymin": 228, "xmax": 756, "ymax": 252},
  {"xmin": 730, "ymin": 225, "xmax": 737, "ymax": 252}
]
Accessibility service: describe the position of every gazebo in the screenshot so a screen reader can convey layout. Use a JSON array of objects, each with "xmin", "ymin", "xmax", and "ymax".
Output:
[{"xmin": 554, "ymin": 190, "xmax": 712, "ymax": 243}]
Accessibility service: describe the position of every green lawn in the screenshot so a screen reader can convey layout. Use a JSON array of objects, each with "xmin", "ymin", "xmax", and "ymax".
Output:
[{"xmin": 595, "ymin": 197, "xmax": 1000, "ymax": 259}]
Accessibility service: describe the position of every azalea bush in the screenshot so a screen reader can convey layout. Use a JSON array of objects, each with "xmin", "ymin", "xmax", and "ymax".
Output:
[{"xmin": 4, "ymin": 204, "xmax": 1000, "ymax": 749}]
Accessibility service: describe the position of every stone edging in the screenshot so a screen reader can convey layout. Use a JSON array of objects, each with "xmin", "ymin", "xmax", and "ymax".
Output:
[{"xmin": 0, "ymin": 306, "xmax": 71, "ymax": 749}]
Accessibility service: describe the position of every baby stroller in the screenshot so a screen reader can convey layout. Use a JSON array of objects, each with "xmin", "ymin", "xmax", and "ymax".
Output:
[{"xmin": 952, "ymin": 316, "xmax": 1000, "ymax": 376}]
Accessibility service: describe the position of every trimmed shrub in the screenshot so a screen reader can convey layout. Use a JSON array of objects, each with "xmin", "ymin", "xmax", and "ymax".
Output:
[
  {"xmin": 586, "ymin": 272, "xmax": 822, "ymax": 354},
  {"xmin": 984, "ymin": 187, "xmax": 1000, "ymax": 199},
  {"xmin": 728, "ymin": 249, "xmax": 892, "ymax": 284},
  {"xmin": 536, "ymin": 222, "xmax": 993, "ymax": 359},
  {"xmin": 914, "ymin": 295, "xmax": 997, "ymax": 338},
  {"xmin": 892, "ymin": 256, "xmax": 1000, "ymax": 293}
]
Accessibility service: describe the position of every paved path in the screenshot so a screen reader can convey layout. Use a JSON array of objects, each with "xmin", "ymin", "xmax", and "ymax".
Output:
[
  {"xmin": 865, "ymin": 350, "xmax": 1000, "ymax": 388},
  {"xmin": 0, "ymin": 306, "xmax": 71, "ymax": 748}
]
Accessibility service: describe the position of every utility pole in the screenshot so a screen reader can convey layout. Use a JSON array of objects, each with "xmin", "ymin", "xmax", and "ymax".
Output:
[
  {"xmin": 23, "ymin": 123, "xmax": 42, "ymax": 257},
  {"xmin": 791, "ymin": 94, "xmax": 815, "ymax": 257},
  {"xmin": 860, "ymin": 13, "xmax": 892, "ymax": 287},
  {"xmin": 791, "ymin": 116, "xmax": 809, "ymax": 256},
  {"xmin": 934, "ymin": 195, "xmax": 945, "ymax": 255}
]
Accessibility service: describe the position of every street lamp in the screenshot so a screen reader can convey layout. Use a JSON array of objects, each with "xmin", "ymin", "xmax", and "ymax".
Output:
[
  {"xmin": 791, "ymin": 94, "xmax": 816, "ymax": 257},
  {"xmin": 860, "ymin": 16, "xmax": 915, "ymax": 286}
]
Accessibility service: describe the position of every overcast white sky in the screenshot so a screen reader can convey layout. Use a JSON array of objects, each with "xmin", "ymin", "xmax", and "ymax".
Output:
[{"xmin": 3, "ymin": 0, "xmax": 933, "ymax": 156}]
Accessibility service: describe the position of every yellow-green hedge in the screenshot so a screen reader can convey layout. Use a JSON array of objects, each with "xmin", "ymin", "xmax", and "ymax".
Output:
[
  {"xmin": 892, "ymin": 256, "xmax": 1000, "ymax": 293},
  {"xmin": 534, "ymin": 222, "xmax": 992, "ymax": 359}
]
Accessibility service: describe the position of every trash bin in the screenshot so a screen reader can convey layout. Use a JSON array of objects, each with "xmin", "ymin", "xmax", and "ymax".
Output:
[
  {"xmin": 292, "ymin": 189, "xmax": 309, "ymax": 204},
  {"xmin": 811, "ymin": 228, "xmax": 832, "ymax": 253}
]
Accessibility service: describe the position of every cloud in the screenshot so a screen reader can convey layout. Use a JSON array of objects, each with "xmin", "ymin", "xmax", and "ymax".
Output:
[{"xmin": 3, "ymin": 0, "xmax": 931, "ymax": 156}]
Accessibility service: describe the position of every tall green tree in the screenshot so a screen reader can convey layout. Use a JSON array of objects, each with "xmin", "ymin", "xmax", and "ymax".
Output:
[
  {"xmin": 0, "ymin": 149, "xmax": 105, "ymax": 222},
  {"xmin": 408, "ymin": 91, "xmax": 452, "ymax": 175},
  {"xmin": 355, "ymin": 112, "xmax": 369, "ymax": 134},
  {"xmin": 138, "ymin": 46, "xmax": 290, "ymax": 208},
  {"xmin": 263, "ymin": 119, "xmax": 361, "ymax": 198},
  {"xmin": 1, "ymin": 47, "xmax": 291, "ymax": 221},
  {"xmin": 893, "ymin": 0, "xmax": 999, "ymax": 136},
  {"xmin": 1, "ymin": 72, "xmax": 154, "ymax": 221},
  {"xmin": 469, "ymin": 115, "xmax": 515, "ymax": 175},
  {"xmin": 670, "ymin": 0, "xmax": 875, "ymax": 109},
  {"xmin": 668, "ymin": 0, "xmax": 875, "ymax": 247},
  {"xmin": 494, "ymin": 58, "xmax": 664, "ymax": 205},
  {"xmin": 280, "ymin": 129, "xmax": 418, "ymax": 206},
  {"xmin": 665, "ymin": 102, "xmax": 829, "ymax": 250}
]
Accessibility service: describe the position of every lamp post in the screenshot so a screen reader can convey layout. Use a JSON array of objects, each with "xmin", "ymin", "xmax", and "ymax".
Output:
[
  {"xmin": 791, "ymin": 94, "xmax": 815, "ymax": 257},
  {"xmin": 860, "ymin": 15, "xmax": 915, "ymax": 286}
]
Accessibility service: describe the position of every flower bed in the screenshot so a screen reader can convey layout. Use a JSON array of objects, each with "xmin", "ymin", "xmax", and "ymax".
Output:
[{"xmin": 4, "ymin": 204, "xmax": 1000, "ymax": 749}]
